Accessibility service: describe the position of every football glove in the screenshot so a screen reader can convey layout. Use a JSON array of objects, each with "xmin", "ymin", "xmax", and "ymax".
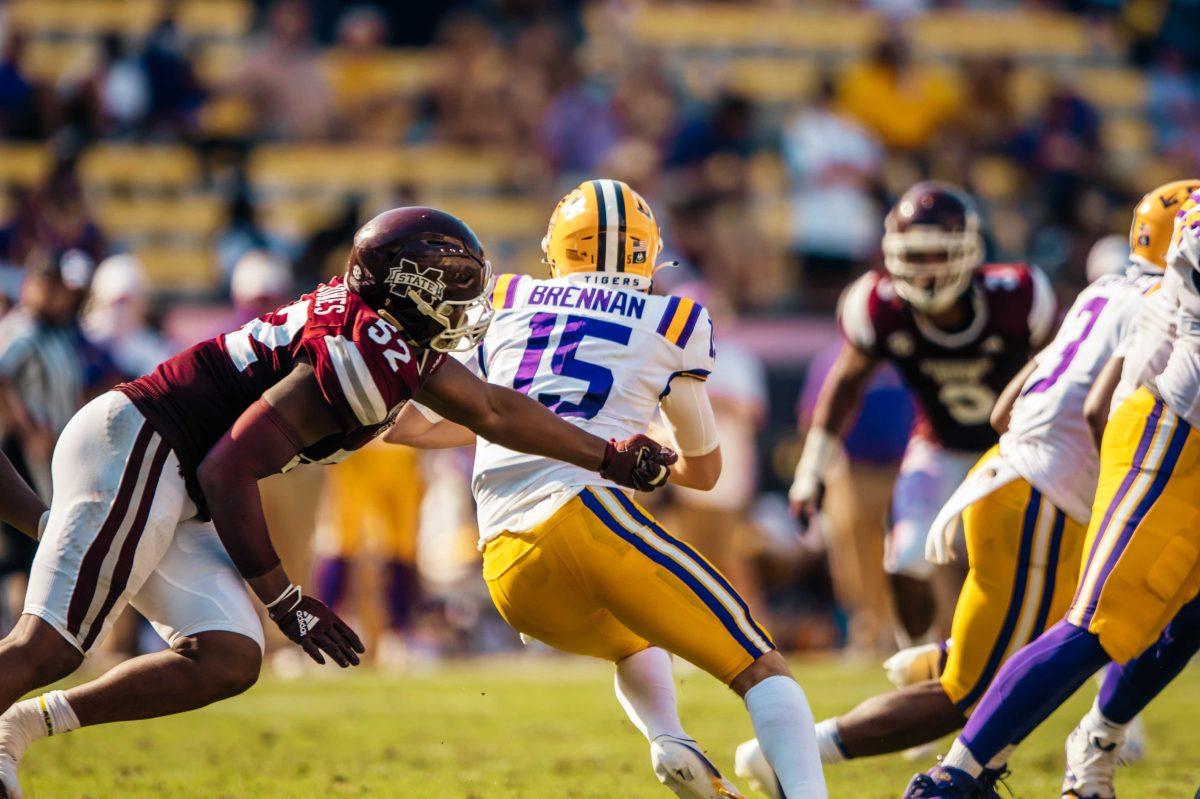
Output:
[
  {"xmin": 267, "ymin": 584, "xmax": 365, "ymax": 667},
  {"xmin": 600, "ymin": 434, "xmax": 677, "ymax": 492}
]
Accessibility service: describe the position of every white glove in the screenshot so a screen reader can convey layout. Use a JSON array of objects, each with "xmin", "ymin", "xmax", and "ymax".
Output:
[
  {"xmin": 883, "ymin": 642, "xmax": 947, "ymax": 687},
  {"xmin": 924, "ymin": 513, "xmax": 961, "ymax": 566},
  {"xmin": 788, "ymin": 428, "xmax": 843, "ymax": 505}
]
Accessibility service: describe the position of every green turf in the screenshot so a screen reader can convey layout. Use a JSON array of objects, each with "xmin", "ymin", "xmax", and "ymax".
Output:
[{"xmin": 19, "ymin": 656, "xmax": 1199, "ymax": 798}]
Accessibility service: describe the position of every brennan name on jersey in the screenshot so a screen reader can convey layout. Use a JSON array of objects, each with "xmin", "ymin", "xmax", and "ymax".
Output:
[{"xmin": 839, "ymin": 263, "xmax": 1057, "ymax": 452}]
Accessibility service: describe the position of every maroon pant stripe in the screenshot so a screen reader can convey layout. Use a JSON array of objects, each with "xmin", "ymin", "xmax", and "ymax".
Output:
[
  {"xmin": 80, "ymin": 438, "xmax": 170, "ymax": 651},
  {"xmin": 66, "ymin": 423, "xmax": 155, "ymax": 636}
]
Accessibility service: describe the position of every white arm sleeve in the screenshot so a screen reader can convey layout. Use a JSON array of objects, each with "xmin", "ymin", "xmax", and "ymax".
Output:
[{"xmin": 659, "ymin": 377, "xmax": 719, "ymax": 457}]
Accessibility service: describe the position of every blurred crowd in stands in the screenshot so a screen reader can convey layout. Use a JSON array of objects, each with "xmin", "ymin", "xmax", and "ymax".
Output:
[{"xmin": 0, "ymin": 0, "xmax": 1195, "ymax": 666}]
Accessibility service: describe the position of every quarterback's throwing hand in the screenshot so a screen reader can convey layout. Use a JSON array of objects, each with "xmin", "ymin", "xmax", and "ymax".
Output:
[
  {"xmin": 600, "ymin": 434, "xmax": 677, "ymax": 492},
  {"xmin": 267, "ymin": 584, "xmax": 365, "ymax": 667}
]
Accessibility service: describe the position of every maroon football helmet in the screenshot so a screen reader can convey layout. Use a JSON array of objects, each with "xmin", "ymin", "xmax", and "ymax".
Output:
[
  {"xmin": 345, "ymin": 207, "xmax": 493, "ymax": 352},
  {"xmin": 882, "ymin": 181, "xmax": 984, "ymax": 313}
]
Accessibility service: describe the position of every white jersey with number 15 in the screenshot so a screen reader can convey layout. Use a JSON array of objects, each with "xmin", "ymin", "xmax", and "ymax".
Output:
[{"xmin": 462, "ymin": 273, "xmax": 714, "ymax": 543}]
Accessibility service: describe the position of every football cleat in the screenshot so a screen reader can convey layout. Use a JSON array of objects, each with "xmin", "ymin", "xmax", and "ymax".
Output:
[
  {"xmin": 1062, "ymin": 725, "xmax": 1119, "ymax": 799},
  {"xmin": 733, "ymin": 739, "xmax": 781, "ymax": 799},
  {"xmin": 651, "ymin": 734, "xmax": 746, "ymax": 798},
  {"xmin": 902, "ymin": 765, "xmax": 1000, "ymax": 798}
]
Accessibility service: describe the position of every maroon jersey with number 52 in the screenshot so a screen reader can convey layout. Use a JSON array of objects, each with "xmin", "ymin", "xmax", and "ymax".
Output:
[
  {"xmin": 118, "ymin": 277, "xmax": 445, "ymax": 505},
  {"xmin": 838, "ymin": 263, "xmax": 1057, "ymax": 452}
]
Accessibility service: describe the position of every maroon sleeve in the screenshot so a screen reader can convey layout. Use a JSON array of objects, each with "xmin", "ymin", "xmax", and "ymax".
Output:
[{"xmin": 198, "ymin": 399, "xmax": 304, "ymax": 580}]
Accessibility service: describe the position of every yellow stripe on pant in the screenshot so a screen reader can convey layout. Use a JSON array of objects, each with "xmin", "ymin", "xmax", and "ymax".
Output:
[
  {"xmin": 1067, "ymin": 388, "xmax": 1200, "ymax": 663},
  {"xmin": 941, "ymin": 448, "xmax": 1085, "ymax": 712},
  {"xmin": 482, "ymin": 488, "xmax": 773, "ymax": 685}
]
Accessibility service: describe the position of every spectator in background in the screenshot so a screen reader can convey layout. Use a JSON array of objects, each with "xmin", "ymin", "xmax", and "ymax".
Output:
[
  {"xmin": 663, "ymin": 282, "xmax": 772, "ymax": 622},
  {"xmin": 141, "ymin": 15, "xmax": 207, "ymax": 136},
  {"xmin": 958, "ymin": 56, "xmax": 1019, "ymax": 150},
  {"xmin": 837, "ymin": 30, "xmax": 960, "ymax": 153},
  {"xmin": 667, "ymin": 92, "xmax": 755, "ymax": 170},
  {"xmin": 0, "ymin": 250, "xmax": 103, "ymax": 631},
  {"xmin": 1148, "ymin": 48, "xmax": 1200, "ymax": 152},
  {"xmin": 231, "ymin": 0, "xmax": 333, "ymax": 140},
  {"xmin": 327, "ymin": 6, "xmax": 408, "ymax": 142},
  {"xmin": 82, "ymin": 254, "xmax": 173, "ymax": 379},
  {"xmin": 783, "ymin": 76, "xmax": 882, "ymax": 309},
  {"xmin": 1008, "ymin": 85, "xmax": 1101, "ymax": 229},
  {"xmin": 798, "ymin": 345, "xmax": 916, "ymax": 655},
  {"xmin": 0, "ymin": 158, "xmax": 106, "ymax": 269},
  {"xmin": 0, "ymin": 30, "xmax": 46, "ymax": 140},
  {"xmin": 537, "ymin": 57, "xmax": 622, "ymax": 176},
  {"xmin": 214, "ymin": 183, "xmax": 287, "ymax": 286}
]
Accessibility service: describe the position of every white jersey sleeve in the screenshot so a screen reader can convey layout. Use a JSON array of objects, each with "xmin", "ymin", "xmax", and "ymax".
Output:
[{"xmin": 1000, "ymin": 269, "xmax": 1158, "ymax": 523}]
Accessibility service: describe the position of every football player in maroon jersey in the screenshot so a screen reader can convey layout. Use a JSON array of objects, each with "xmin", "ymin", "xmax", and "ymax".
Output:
[{"xmin": 0, "ymin": 207, "xmax": 675, "ymax": 797}]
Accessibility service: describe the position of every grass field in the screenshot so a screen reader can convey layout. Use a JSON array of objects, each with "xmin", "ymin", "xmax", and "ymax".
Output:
[{"xmin": 19, "ymin": 656, "xmax": 1200, "ymax": 798}]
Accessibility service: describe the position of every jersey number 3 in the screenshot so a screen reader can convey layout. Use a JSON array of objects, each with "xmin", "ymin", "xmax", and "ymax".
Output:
[{"xmin": 512, "ymin": 313, "xmax": 631, "ymax": 419}]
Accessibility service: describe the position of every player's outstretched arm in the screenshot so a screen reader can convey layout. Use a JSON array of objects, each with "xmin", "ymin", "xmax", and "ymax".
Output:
[
  {"xmin": 384, "ymin": 401, "xmax": 476, "ymax": 449},
  {"xmin": 0, "ymin": 448, "xmax": 46, "ymax": 541},
  {"xmin": 197, "ymin": 361, "xmax": 364, "ymax": 668},
  {"xmin": 1084, "ymin": 356, "xmax": 1124, "ymax": 448},
  {"xmin": 990, "ymin": 356, "xmax": 1040, "ymax": 434},
  {"xmin": 414, "ymin": 358, "xmax": 675, "ymax": 491},
  {"xmin": 790, "ymin": 342, "xmax": 879, "ymax": 521},
  {"xmin": 659, "ymin": 376, "xmax": 722, "ymax": 491}
]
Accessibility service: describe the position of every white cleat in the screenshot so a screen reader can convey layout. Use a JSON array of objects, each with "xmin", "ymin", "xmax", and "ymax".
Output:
[
  {"xmin": 733, "ymin": 739, "xmax": 781, "ymax": 799},
  {"xmin": 651, "ymin": 735, "xmax": 745, "ymax": 798},
  {"xmin": 0, "ymin": 704, "xmax": 40, "ymax": 799},
  {"xmin": 1062, "ymin": 725, "xmax": 1120, "ymax": 799},
  {"xmin": 1116, "ymin": 715, "xmax": 1145, "ymax": 765}
]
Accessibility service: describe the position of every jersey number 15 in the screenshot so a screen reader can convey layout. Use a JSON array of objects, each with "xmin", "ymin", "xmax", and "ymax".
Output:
[{"xmin": 512, "ymin": 313, "xmax": 631, "ymax": 419}]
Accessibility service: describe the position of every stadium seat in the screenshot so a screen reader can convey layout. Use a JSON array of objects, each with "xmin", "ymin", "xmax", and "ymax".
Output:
[
  {"xmin": 1103, "ymin": 117, "xmax": 1153, "ymax": 155},
  {"xmin": 321, "ymin": 50, "xmax": 445, "ymax": 102},
  {"xmin": 8, "ymin": 0, "xmax": 161, "ymax": 37},
  {"xmin": 135, "ymin": 244, "xmax": 219, "ymax": 292},
  {"xmin": 910, "ymin": 11, "xmax": 1092, "ymax": 59},
  {"xmin": 403, "ymin": 147, "xmax": 510, "ymax": 191},
  {"xmin": 426, "ymin": 198, "xmax": 543, "ymax": 240},
  {"xmin": 176, "ymin": 0, "xmax": 253, "ymax": 39},
  {"xmin": 79, "ymin": 144, "xmax": 203, "ymax": 192},
  {"xmin": 194, "ymin": 41, "xmax": 247, "ymax": 87},
  {"xmin": 616, "ymin": 5, "xmax": 880, "ymax": 53},
  {"xmin": 0, "ymin": 144, "xmax": 52, "ymax": 187},
  {"xmin": 93, "ymin": 195, "xmax": 225, "ymax": 240},
  {"xmin": 257, "ymin": 196, "xmax": 348, "ymax": 239},
  {"xmin": 248, "ymin": 145, "xmax": 405, "ymax": 192},
  {"xmin": 1073, "ymin": 67, "xmax": 1148, "ymax": 113},
  {"xmin": 22, "ymin": 38, "xmax": 99, "ymax": 84}
]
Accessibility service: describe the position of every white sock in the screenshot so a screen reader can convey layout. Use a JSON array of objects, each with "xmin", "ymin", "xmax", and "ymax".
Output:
[
  {"xmin": 614, "ymin": 648, "xmax": 687, "ymax": 742},
  {"xmin": 941, "ymin": 738, "xmax": 984, "ymax": 777},
  {"xmin": 985, "ymin": 744, "xmax": 1015, "ymax": 771},
  {"xmin": 1080, "ymin": 700, "xmax": 1126, "ymax": 741},
  {"xmin": 744, "ymin": 676, "xmax": 828, "ymax": 798},
  {"xmin": 814, "ymin": 718, "xmax": 847, "ymax": 764},
  {"xmin": 35, "ymin": 691, "xmax": 80, "ymax": 737}
]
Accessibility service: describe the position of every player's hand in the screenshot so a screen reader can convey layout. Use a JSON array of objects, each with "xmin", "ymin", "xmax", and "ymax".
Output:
[
  {"xmin": 787, "ymin": 477, "xmax": 825, "ymax": 531},
  {"xmin": 600, "ymin": 434, "xmax": 677, "ymax": 492},
  {"xmin": 267, "ymin": 585, "xmax": 365, "ymax": 667}
]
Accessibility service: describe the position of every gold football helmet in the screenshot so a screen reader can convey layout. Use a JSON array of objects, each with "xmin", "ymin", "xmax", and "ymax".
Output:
[
  {"xmin": 1130, "ymin": 179, "xmax": 1200, "ymax": 271},
  {"xmin": 541, "ymin": 179, "xmax": 663, "ymax": 291}
]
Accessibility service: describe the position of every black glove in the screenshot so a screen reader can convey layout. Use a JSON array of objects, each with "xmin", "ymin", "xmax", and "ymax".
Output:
[
  {"xmin": 267, "ymin": 584, "xmax": 365, "ymax": 667},
  {"xmin": 599, "ymin": 434, "xmax": 677, "ymax": 492}
]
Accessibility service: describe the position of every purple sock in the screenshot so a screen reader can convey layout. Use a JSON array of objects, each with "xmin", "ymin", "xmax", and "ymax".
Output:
[
  {"xmin": 385, "ymin": 560, "xmax": 419, "ymax": 632},
  {"xmin": 315, "ymin": 556, "xmax": 351, "ymax": 610},
  {"xmin": 961, "ymin": 620, "xmax": 1109, "ymax": 764},
  {"xmin": 1098, "ymin": 595, "xmax": 1200, "ymax": 724}
]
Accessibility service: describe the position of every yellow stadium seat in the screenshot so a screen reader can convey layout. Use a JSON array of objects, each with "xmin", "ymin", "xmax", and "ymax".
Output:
[
  {"xmin": 1103, "ymin": 118, "xmax": 1153, "ymax": 155},
  {"xmin": 425, "ymin": 198, "xmax": 543, "ymax": 240},
  {"xmin": 727, "ymin": 57, "xmax": 819, "ymax": 105},
  {"xmin": 94, "ymin": 195, "xmax": 225, "ymax": 240},
  {"xmin": 248, "ymin": 145, "xmax": 406, "ymax": 192},
  {"xmin": 176, "ymin": 0, "xmax": 253, "ymax": 38},
  {"xmin": 1073, "ymin": 67, "xmax": 1147, "ymax": 112},
  {"xmin": 911, "ymin": 11, "xmax": 1091, "ymax": 59},
  {"xmin": 321, "ymin": 50, "xmax": 445, "ymax": 102},
  {"xmin": 9, "ymin": 0, "xmax": 161, "ymax": 37},
  {"xmin": 0, "ymin": 145, "xmax": 52, "ymax": 187},
  {"xmin": 136, "ymin": 244, "xmax": 219, "ymax": 292},
  {"xmin": 79, "ymin": 145, "xmax": 202, "ymax": 191},
  {"xmin": 402, "ymin": 147, "xmax": 509, "ymax": 191},
  {"xmin": 194, "ymin": 41, "xmax": 247, "ymax": 86},
  {"xmin": 198, "ymin": 96, "xmax": 255, "ymax": 138},
  {"xmin": 258, "ymin": 197, "xmax": 347, "ymax": 239},
  {"xmin": 22, "ymin": 38, "xmax": 99, "ymax": 84},
  {"xmin": 619, "ymin": 5, "xmax": 880, "ymax": 53}
]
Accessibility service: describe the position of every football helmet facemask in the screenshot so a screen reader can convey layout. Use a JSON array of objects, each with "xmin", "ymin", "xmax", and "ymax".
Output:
[
  {"xmin": 345, "ymin": 207, "xmax": 493, "ymax": 353},
  {"xmin": 882, "ymin": 181, "xmax": 984, "ymax": 314}
]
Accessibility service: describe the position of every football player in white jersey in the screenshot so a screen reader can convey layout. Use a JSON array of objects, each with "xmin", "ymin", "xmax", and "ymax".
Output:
[
  {"xmin": 736, "ymin": 180, "xmax": 1196, "ymax": 799},
  {"xmin": 387, "ymin": 179, "xmax": 827, "ymax": 799}
]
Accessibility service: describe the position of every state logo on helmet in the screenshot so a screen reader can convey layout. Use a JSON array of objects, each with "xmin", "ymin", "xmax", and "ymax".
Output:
[
  {"xmin": 345, "ymin": 207, "xmax": 493, "ymax": 352},
  {"xmin": 542, "ymin": 179, "xmax": 663, "ymax": 292},
  {"xmin": 882, "ymin": 181, "xmax": 984, "ymax": 314},
  {"xmin": 1130, "ymin": 178, "xmax": 1200, "ymax": 272}
]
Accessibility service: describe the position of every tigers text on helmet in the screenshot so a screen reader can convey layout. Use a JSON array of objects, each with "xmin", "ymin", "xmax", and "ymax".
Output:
[
  {"xmin": 882, "ymin": 181, "xmax": 984, "ymax": 314},
  {"xmin": 1130, "ymin": 178, "xmax": 1200, "ymax": 272},
  {"xmin": 541, "ymin": 179, "xmax": 663, "ymax": 292},
  {"xmin": 345, "ymin": 207, "xmax": 493, "ymax": 353}
]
